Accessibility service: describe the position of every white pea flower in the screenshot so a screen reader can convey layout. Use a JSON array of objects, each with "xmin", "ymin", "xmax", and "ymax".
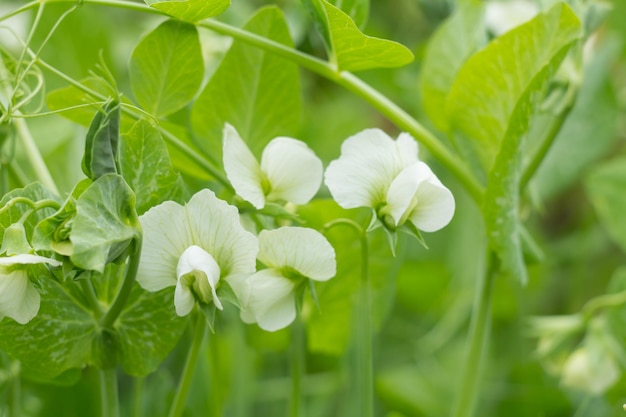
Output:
[
  {"xmin": 233, "ymin": 227, "xmax": 336, "ymax": 332},
  {"xmin": 222, "ymin": 123, "xmax": 323, "ymax": 209},
  {"xmin": 0, "ymin": 254, "xmax": 61, "ymax": 324},
  {"xmin": 136, "ymin": 189, "xmax": 258, "ymax": 317},
  {"xmin": 324, "ymin": 129, "xmax": 454, "ymax": 234},
  {"xmin": 485, "ymin": 0, "xmax": 539, "ymax": 36},
  {"xmin": 560, "ymin": 347, "xmax": 619, "ymax": 395}
]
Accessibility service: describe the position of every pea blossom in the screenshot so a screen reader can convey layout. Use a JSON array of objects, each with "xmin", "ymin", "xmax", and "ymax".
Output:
[
  {"xmin": 222, "ymin": 123, "xmax": 323, "ymax": 209},
  {"xmin": 0, "ymin": 254, "xmax": 61, "ymax": 324},
  {"xmin": 324, "ymin": 129, "xmax": 455, "ymax": 234},
  {"xmin": 233, "ymin": 227, "xmax": 336, "ymax": 332},
  {"xmin": 136, "ymin": 189, "xmax": 258, "ymax": 317}
]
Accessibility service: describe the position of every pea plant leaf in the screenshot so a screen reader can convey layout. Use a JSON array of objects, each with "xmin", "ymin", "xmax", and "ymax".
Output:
[
  {"xmin": 0, "ymin": 277, "xmax": 96, "ymax": 380},
  {"xmin": 70, "ymin": 174, "xmax": 140, "ymax": 272},
  {"xmin": 0, "ymin": 182, "xmax": 59, "ymax": 238},
  {"xmin": 119, "ymin": 119, "xmax": 187, "ymax": 215},
  {"xmin": 585, "ymin": 157, "xmax": 626, "ymax": 254},
  {"xmin": 191, "ymin": 6, "xmax": 301, "ymax": 158},
  {"xmin": 82, "ymin": 100, "xmax": 120, "ymax": 180},
  {"xmin": 446, "ymin": 2, "xmax": 582, "ymax": 171},
  {"xmin": 328, "ymin": 0, "xmax": 369, "ymax": 28},
  {"xmin": 305, "ymin": 0, "xmax": 413, "ymax": 72},
  {"xmin": 130, "ymin": 20, "xmax": 203, "ymax": 118},
  {"xmin": 465, "ymin": 3, "xmax": 581, "ymax": 283},
  {"xmin": 420, "ymin": 1, "xmax": 485, "ymax": 132},
  {"xmin": 144, "ymin": 0, "xmax": 230, "ymax": 22}
]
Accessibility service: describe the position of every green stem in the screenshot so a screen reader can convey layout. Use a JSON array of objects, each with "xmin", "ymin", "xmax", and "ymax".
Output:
[
  {"xmin": 322, "ymin": 219, "xmax": 372, "ymax": 417},
  {"xmin": 80, "ymin": 278, "xmax": 104, "ymax": 319},
  {"xmin": 9, "ymin": 361, "xmax": 21, "ymax": 417},
  {"xmin": 451, "ymin": 252, "xmax": 498, "ymax": 417},
  {"xmin": 132, "ymin": 377, "xmax": 145, "ymax": 417},
  {"xmin": 168, "ymin": 314, "xmax": 207, "ymax": 417},
  {"xmin": 290, "ymin": 313, "xmax": 305, "ymax": 417},
  {"xmin": 582, "ymin": 290, "xmax": 626, "ymax": 321},
  {"xmin": 99, "ymin": 368, "xmax": 120, "ymax": 417},
  {"xmin": 101, "ymin": 236, "xmax": 142, "ymax": 329}
]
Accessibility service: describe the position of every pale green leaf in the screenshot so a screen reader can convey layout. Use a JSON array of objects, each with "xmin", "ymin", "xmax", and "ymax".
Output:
[
  {"xmin": 309, "ymin": 0, "xmax": 413, "ymax": 72},
  {"xmin": 0, "ymin": 277, "xmax": 96, "ymax": 380},
  {"xmin": 70, "ymin": 174, "xmax": 139, "ymax": 272},
  {"xmin": 119, "ymin": 119, "xmax": 188, "ymax": 215},
  {"xmin": 420, "ymin": 1, "xmax": 485, "ymax": 131},
  {"xmin": 585, "ymin": 157, "xmax": 626, "ymax": 254},
  {"xmin": 145, "ymin": 0, "xmax": 230, "ymax": 22},
  {"xmin": 479, "ymin": 3, "xmax": 582, "ymax": 283},
  {"xmin": 329, "ymin": 0, "xmax": 369, "ymax": 28},
  {"xmin": 130, "ymin": 20, "xmax": 203, "ymax": 118},
  {"xmin": 191, "ymin": 6, "xmax": 301, "ymax": 157},
  {"xmin": 0, "ymin": 182, "xmax": 60, "ymax": 239},
  {"xmin": 447, "ymin": 2, "xmax": 582, "ymax": 171}
]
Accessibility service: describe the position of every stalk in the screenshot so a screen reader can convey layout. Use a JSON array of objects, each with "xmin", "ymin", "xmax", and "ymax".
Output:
[
  {"xmin": 290, "ymin": 313, "xmax": 305, "ymax": 417},
  {"xmin": 99, "ymin": 368, "xmax": 120, "ymax": 417}
]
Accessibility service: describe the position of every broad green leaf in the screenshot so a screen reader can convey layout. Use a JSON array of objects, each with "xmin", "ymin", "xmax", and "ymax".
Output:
[
  {"xmin": 119, "ymin": 119, "xmax": 188, "ymax": 215},
  {"xmin": 329, "ymin": 0, "xmax": 369, "ymax": 28},
  {"xmin": 420, "ymin": 1, "xmax": 485, "ymax": 131},
  {"xmin": 0, "ymin": 277, "xmax": 96, "ymax": 380},
  {"xmin": 447, "ymin": 2, "xmax": 582, "ymax": 171},
  {"xmin": 306, "ymin": 0, "xmax": 413, "ymax": 72},
  {"xmin": 82, "ymin": 100, "xmax": 120, "ymax": 180},
  {"xmin": 479, "ymin": 3, "xmax": 582, "ymax": 283},
  {"xmin": 145, "ymin": 0, "xmax": 229, "ymax": 22},
  {"xmin": 70, "ymin": 174, "xmax": 139, "ymax": 272},
  {"xmin": 130, "ymin": 20, "xmax": 203, "ymax": 118},
  {"xmin": 191, "ymin": 6, "xmax": 301, "ymax": 157},
  {"xmin": 585, "ymin": 157, "xmax": 626, "ymax": 254},
  {"xmin": 0, "ymin": 182, "xmax": 59, "ymax": 239}
]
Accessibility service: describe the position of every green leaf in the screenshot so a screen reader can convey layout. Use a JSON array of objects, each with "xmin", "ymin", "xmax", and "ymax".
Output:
[
  {"xmin": 119, "ymin": 119, "xmax": 188, "ymax": 215},
  {"xmin": 328, "ymin": 0, "xmax": 369, "ymax": 28},
  {"xmin": 0, "ymin": 277, "xmax": 96, "ymax": 380},
  {"xmin": 0, "ymin": 183, "xmax": 60, "ymax": 239},
  {"xmin": 191, "ymin": 6, "xmax": 302, "ymax": 157},
  {"xmin": 70, "ymin": 174, "xmax": 139, "ymax": 272},
  {"xmin": 82, "ymin": 100, "xmax": 121, "ymax": 180},
  {"xmin": 447, "ymin": 2, "xmax": 582, "ymax": 171},
  {"xmin": 145, "ymin": 0, "xmax": 230, "ymax": 22},
  {"xmin": 130, "ymin": 20, "xmax": 203, "ymax": 118},
  {"xmin": 585, "ymin": 157, "xmax": 626, "ymax": 254},
  {"xmin": 478, "ymin": 3, "xmax": 582, "ymax": 283},
  {"xmin": 420, "ymin": 1, "xmax": 485, "ymax": 131},
  {"xmin": 306, "ymin": 0, "xmax": 413, "ymax": 72}
]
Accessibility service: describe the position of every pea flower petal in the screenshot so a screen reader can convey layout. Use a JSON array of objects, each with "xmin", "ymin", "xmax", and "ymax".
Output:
[
  {"xmin": 241, "ymin": 269, "xmax": 296, "ymax": 332},
  {"xmin": 137, "ymin": 189, "xmax": 258, "ymax": 316},
  {"xmin": 0, "ymin": 254, "xmax": 61, "ymax": 324},
  {"xmin": 223, "ymin": 123, "xmax": 323, "ymax": 209}
]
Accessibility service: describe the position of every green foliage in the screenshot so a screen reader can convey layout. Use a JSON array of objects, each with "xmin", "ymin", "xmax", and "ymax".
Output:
[
  {"xmin": 0, "ymin": 183, "xmax": 59, "ymax": 238},
  {"xmin": 191, "ymin": 6, "xmax": 302, "ymax": 157},
  {"xmin": 119, "ymin": 120, "xmax": 187, "ymax": 215},
  {"xmin": 82, "ymin": 100, "xmax": 121, "ymax": 180},
  {"xmin": 328, "ymin": 0, "xmax": 369, "ymax": 28},
  {"xmin": 304, "ymin": 0, "xmax": 413, "ymax": 72},
  {"xmin": 130, "ymin": 20, "xmax": 204, "ymax": 118},
  {"xmin": 145, "ymin": 0, "xmax": 230, "ymax": 22}
]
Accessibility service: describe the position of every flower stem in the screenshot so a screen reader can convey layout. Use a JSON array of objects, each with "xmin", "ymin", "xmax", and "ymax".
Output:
[
  {"xmin": 99, "ymin": 368, "xmax": 120, "ymax": 417},
  {"xmin": 451, "ymin": 252, "xmax": 498, "ymax": 417},
  {"xmin": 9, "ymin": 361, "xmax": 21, "ymax": 417},
  {"xmin": 132, "ymin": 377, "xmax": 144, "ymax": 417},
  {"xmin": 290, "ymin": 313, "xmax": 305, "ymax": 417},
  {"xmin": 168, "ymin": 314, "xmax": 207, "ymax": 417}
]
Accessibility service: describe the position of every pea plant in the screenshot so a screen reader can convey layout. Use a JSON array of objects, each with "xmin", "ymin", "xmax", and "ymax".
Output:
[{"xmin": 0, "ymin": 0, "xmax": 625, "ymax": 416}]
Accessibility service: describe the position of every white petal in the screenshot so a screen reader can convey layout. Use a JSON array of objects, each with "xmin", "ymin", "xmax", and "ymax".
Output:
[
  {"xmin": 385, "ymin": 162, "xmax": 434, "ymax": 227},
  {"xmin": 408, "ymin": 168, "xmax": 455, "ymax": 233},
  {"xmin": 260, "ymin": 138, "xmax": 323, "ymax": 205},
  {"xmin": 177, "ymin": 245, "xmax": 222, "ymax": 310},
  {"xmin": 258, "ymin": 227, "xmax": 336, "ymax": 281},
  {"xmin": 485, "ymin": 0, "xmax": 539, "ymax": 36},
  {"xmin": 222, "ymin": 123, "xmax": 265, "ymax": 209},
  {"xmin": 174, "ymin": 282, "xmax": 195, "ymax": 317},
  {"xmin": 0, "ymin": 254, "xmax": 61, "ymax": 267},
  {"xmin": 324, "ymin": 129, "xmax": 418, "ymax": 209},
  {"xmin": 246, "ymin": 269, "xmax": 296, "ymax": 331},
  {"xmin": 137, "ymin": 200, "xmax": 192, "ymax": 292},
  {"xmin": 0, "ymin": 269, "xmax": 40, "ymax": 324},
  {"xmin": 185, "ymin": 190, "xmax": 259, "ymax": 280}
]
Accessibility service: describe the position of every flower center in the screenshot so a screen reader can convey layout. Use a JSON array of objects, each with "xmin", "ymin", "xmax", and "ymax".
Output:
[{"xmin": 177, "ymin": 245, "xmax": 223, "ymax": 311}]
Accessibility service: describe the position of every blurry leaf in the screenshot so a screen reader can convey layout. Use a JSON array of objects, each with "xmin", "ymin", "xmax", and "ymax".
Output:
[
  {"xmin": 585, "ymin": 157, "xmax": 626, "ymax": 254},
  {"xmin": 82, "ymin": 100, "xmax": 120, "ymax": 180},
  {"xmin": 0, "ymin": 278, "xmax": 96, "ymax": 380},
  {"xmin": 532, "ymin": 38, "xmax": 620, "ymax": 200},
  {"xmin": 145, "ymin": 0, "xmax": 230, "ymax": 21},
  {"xmin": 119, "ymin": 119, "xmax": 188, "ymax": 215},
  {"xmin": 447, "ymin": 2, "xmax": 582, "ymax": 170},
  {"xmin": 395, "ymin": 260, "xmax": 450, "ymax": 314},
  {"xmin": 130, "ymin": 20, "xmax": 203, "ymax": 118},
  {"xmin": 305, "ymin": 0, "xmax": 413, "ymax": 72},
  {"xmin": 191, "ymin": 6, "xmax": 301, "ymax": 158},
  {"xmin": 420, "ymin": 1, "xmax": 485, "ymax": 131},
  {"xmin": 70, "ymin": 174, "xmax": 139, "ymax": 272}
]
